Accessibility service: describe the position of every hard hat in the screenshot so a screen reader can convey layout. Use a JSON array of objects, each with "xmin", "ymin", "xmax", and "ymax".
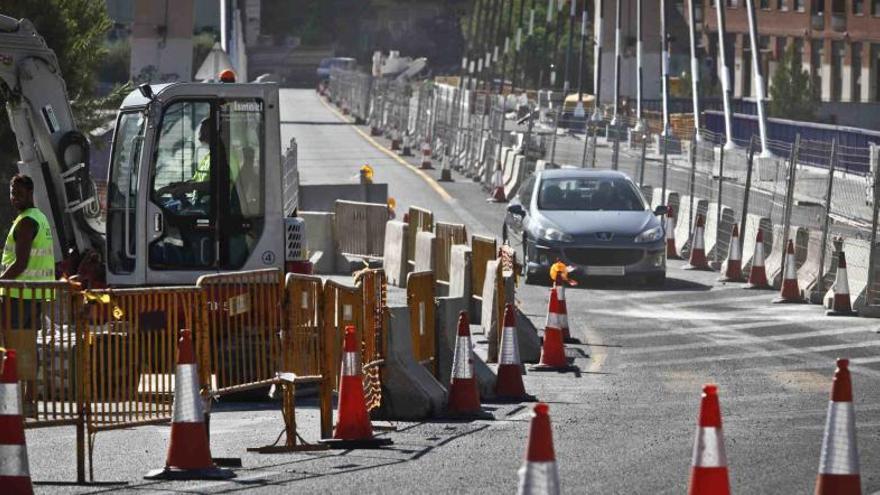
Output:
[{"xmin": 219, "ymin": 69, "xmax": 236, "ymax": 83}]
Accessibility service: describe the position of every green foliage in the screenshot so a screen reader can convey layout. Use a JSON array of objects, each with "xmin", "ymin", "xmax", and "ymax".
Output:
[{"xmin": 769, "ymin": 44, "xmax": 818, "ymax": 122}]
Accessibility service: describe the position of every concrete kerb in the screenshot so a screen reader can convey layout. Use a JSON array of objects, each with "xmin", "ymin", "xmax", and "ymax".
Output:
[
  {"xmin": 383, "ymin": 220, "xmax": 409, "ymax": 288},
  {"xmin": 436, "ymin": 297, "xmax": 497, "ymax": 400},
  {"xmin": 373, "ymin": 305, "xmax": 447, "ymax": 420},
  {"xmin": 414, "ymin": 230, "xmax": 437, "ymax": 273},
  {"xmin": 742, "ymin": 215, "xmax": 772, "ymax": 272},
  {"xmin": 300, "ymin": 211, "xmax": 335, "ymax": 274}
]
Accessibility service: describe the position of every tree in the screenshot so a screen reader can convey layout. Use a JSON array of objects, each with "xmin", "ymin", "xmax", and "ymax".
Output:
[{"xmin": 769, "ymin": 44, "xmax": 818, "ymax": 122}]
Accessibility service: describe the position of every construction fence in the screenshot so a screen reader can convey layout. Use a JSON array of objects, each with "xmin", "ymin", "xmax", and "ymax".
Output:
[
  {"xmin": 327, "ymin": 67, "xmax": 880, "ymax": 316},
  {"xmin": 0, "ymin": 266, "xmax": 444, "ymax": 482}
]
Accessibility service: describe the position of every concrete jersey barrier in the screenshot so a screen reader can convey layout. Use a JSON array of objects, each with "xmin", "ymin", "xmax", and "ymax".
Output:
[
  {"xmin": 796, "ymin": 228, "xmax": 824, "ymax": 296},
  {"xmin": 448, "ymin": 244, "xmax": 472, "ymax": 299},
  {"xmin": 741, "ymin": 214, "xmax": 772, "ymax": 272},
  {"xmin": 436, "ymin": 297, "xmax": 497, "ymax": 399},
  {"xmin": 504, "ymin": 154, "xmax": 525, "ymax": 200},
  {"xmin": 675, "ymin": 196, "xmax": 707, "ymax": 257},
  {"xmin": 705, "ymin": 205, "xmax": 736, "ymax": 268},
  {"xmin": 414, "ymin": 230, "xmax": 437, "ymax": 273},
  {"xmin": 383, "ymin": 220, "xmax": 409, "ymax": 287}
]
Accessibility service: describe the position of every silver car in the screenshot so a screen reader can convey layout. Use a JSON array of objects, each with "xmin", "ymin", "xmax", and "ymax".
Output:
[{"xmin": 503, "ymin": 169, "xmax": 668, "ymax": 285}]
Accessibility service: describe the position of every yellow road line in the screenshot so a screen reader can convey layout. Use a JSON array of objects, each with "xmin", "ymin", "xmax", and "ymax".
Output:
[{"xmin": 318, "ymin": 96, "xmax": 453, "ymax": 202}]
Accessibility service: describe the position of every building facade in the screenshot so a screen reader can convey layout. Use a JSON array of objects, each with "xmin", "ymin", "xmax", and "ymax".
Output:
[{"xmin": 700, "ymin": 0, "xmax": 880, "ymax": 103}]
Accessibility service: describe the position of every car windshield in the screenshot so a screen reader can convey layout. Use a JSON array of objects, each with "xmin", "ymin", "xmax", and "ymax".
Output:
[{"xmin": 537, "ymin": 177, "xmax": 645, "ymax": 211}]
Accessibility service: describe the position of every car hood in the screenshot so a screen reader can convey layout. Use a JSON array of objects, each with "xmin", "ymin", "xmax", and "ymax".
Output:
[{"xmin": 536, "ymin": 210, "xmax": 658, "ymax": 236}]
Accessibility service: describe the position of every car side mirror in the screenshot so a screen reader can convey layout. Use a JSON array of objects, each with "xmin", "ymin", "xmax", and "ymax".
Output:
[
  {"xmin": 507, "ymin": 203, "xmax": 526, "ymax": 217},
  {"xmin": 653, "ymin": 205, "xmax": 669, "ymax": 216}
]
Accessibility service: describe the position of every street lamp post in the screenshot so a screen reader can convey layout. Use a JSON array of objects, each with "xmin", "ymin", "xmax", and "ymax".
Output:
[
  {"xmin": 745, "ymin": 0, "xmax": 770, "ymax": 157},
  {"xmin": 715, "ymin": 0, "xmax": 736, "ymax": 150}
]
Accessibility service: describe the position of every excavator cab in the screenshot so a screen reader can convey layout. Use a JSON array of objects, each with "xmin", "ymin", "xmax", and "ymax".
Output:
[{"xmin": 106, "ymin": 81, "xmax": 285, "ymax": 286}]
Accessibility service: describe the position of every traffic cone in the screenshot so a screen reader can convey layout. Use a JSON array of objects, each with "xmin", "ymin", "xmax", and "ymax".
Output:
[
  {"xmin": 531, "ymin": 289, "xmax": 576, "ymax": 373},
  {"xmin": 390, "ymin": 128, "xmax": 401, "ymax": 151},
  {"xmin": 487, "ymin": 164, "xmax": 506, "ymax": 202},
  {"xmin": 0, "ymin": 350, "xmax": 33, "ymax": 495},
  {"xmin": 746, "ymin": 229, "xmax": 770, "ymax": 289},
  {"xmin": 685, "ymin": 214, "xmax": 710, "ymax": 270},
  {"xmin": 446, "ymin": 312, "xmax": 491, "ymax": 418},
  {"xmin": 815, "ymin": 359, "xmax": 861, "ymax": 495},
  {"xmin": 773, "ymin": 239, "xmax": 805, "ymax": 303},
  {"xmin": 494, "ymin": 304, "xmax": 536, "ymax": 403},
  {"xmin": 687, "ymin": 384, "xmax": 730, "ymax": 495},
  {"xmin": 145, "ymin": 330, "xmax": 235, "ymax": 480},
  {"xmin": 516, "ymin": 403, "xmax": 560, "ymax": 495},
  {"xmin": 666, "ymin": 205, "xmax": 680, "ymax": 259},
  {"xmin": 719, "ymin": 224, "xmax": 744, "ymax": 282},
  {"xmin": 826, "ymin": 251, "xmax": 857, "ymax": 316},
  {"xmin": 420, "ymin": 139, "xmax": 433, "ymax": 169},
  {"xmin": 549, "ymin": 274, "xmax": 577, "ymax": 344},
  {"xmin": 401, "ymin": 133, "xmax": 414, "ymax": 156},
  {"xmin": 322, "ymin": 325, "xmax": 392, "ymax": 448}
]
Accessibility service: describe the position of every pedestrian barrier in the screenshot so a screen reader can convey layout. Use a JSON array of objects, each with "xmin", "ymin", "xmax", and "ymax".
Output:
[
  {"xmin": 355, "ymin": 269, "xmax": 388, "ymax": 412},
  {"xmin": 383, "ymin": 220, "xmax": 409, "ymax": 288},
  {"xmin": 406, "ymin": 206, "xmax": 434, "ymax": 269},
  {"xmin": 434, "ymin": 222, "xmax": 468, "ymax": 286},
  {"xmin": 406, "ymin": 271, "xmax": 436, "ymax": 375},
  {"xmin": 335, "ymin": 200, "xmax": 389, "ymax": 264}
]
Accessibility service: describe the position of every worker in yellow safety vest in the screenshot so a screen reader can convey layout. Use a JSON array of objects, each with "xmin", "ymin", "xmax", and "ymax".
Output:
[{"xmin": 0, "ymin": 174, "xmax": 56, "ymax": 327}]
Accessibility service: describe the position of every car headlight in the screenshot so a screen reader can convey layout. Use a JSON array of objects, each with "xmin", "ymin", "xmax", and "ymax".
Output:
[
  {"xmin": 635, "ymin": 226, "xmax": 663, "ymax": 243},
  {"xmin": 535, "ymin": 225, "xmax": 573, "ymax": 243}
]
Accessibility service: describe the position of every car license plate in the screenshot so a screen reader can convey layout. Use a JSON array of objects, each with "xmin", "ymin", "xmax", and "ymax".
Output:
[{"xmin": 585, "ymin": 266, "xmax": 625, "ymax": 276}]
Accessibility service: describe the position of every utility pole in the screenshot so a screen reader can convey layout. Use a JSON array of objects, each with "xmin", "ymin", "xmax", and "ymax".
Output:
[
  {"xmin": 609, "ymin": 0, "xmax": 622, "ymax": 126},
  {"xmin": 687, "ymin": 0, "xmax": 701, "ymax": 141},
  {"xmin": 591, "ymin": 0, "xmax": 603, "ymax": 123},
  {"xmin": 745, "ymin": 0, "xmax": 770, "ymax": 156},
  {"xmin": 633, "ymin": 0, "xmax": 644, "ymax": 132},
  {"xmin": 715, "ymin": 0, "xmax": 735, "ymax": 150},
  {"xmin": 562, "ymin": 0, "xmax": 577, "ymax": 95},
  {"xmin": 575, "ymin": 0, "xmax": 587, "ymax": 119}
]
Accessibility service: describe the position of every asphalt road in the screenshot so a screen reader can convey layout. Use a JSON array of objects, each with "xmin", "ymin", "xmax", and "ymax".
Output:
[{"xmin": 25, "ymin": 90, "xmax": 880, "ymax": 494}]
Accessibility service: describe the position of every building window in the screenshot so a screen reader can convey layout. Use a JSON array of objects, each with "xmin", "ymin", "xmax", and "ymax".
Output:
[
  {"xmin": 778, "ymin": 0, "xmax": 788, "ymax": 10},
  {"xmin": 874, "ymin": 0, "xmax": 880, "ymax": 15},
  {"xmin": 795, "ymin": 0, "xmax": 805, "ymax": 12},
  {"xmin": 760, "ymin": 0, "xmax": 769, "ymax": 9},
  {"xmin": 831, "ymin": 41, "xmax": 844, "ymax": 101},
  {"xmin": 811, "ymin": 39, "xmax": 823, "ymax": 98},
  {"xmin": 855, "ymin": 0, "xmax": 865, "ymax": 15}
]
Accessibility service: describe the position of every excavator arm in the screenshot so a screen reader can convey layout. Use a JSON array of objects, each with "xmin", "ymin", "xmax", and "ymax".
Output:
[{"xmin": 0, "ymin": 15, "xmax": 104, "ymax": 269}]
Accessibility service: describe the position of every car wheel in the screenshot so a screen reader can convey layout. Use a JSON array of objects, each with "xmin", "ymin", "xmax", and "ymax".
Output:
[{"xmin": 645, "ymin": 273, "xmax": 666, "ymax": 287}]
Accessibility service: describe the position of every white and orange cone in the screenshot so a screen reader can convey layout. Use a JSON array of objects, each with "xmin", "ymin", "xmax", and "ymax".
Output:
[
  {"xmin": 815, "ymin": 359, "xmax": 861, "ymax": 495},
  {"xmin": 145, "ymin": 330, "xmax": 235, "ymax": 480},
  {"xmin": 322, "ymin": 325, "xmax": 392, "ymax": 448},
  {"xmin": 532, "ymin": 288, "xmax": 576, "ymax": 373},
  {"xmin": 685, "ymin": 214, "xmax": 710, "ymax": 270},
  {"xmin": 420, "ymin": 139, "xmax": 433, "ymax": 169},
  {"xmin": 488, "ymin": 164, "xmax": 506, "ymax": 202},
  {"xmin": 516, "ymin": 403, "xmax": 560, "ymax": 495},
  {"xmin": 446, "ymin": 312, "xmax": 490, "ymax": 418},
  {"xmin": 550, "ymin": 274, "xmax": 575, "ymax": 343},
  {"xmin": 495, "ymin": 304, "xmax": 536, "ymax": 403},
  {"xmin": 687, "ymin": 384, "xmax": 730, "ymax": 495},
  {"xmin": 0, "ymin": 350, "xmax": 33, "ymax": 495},
  {"xmin": 826, "ymin": 251, "xmax": 857, "ymax": 316},
  {"xmin": 719, "ymin": 224, "xmax": 744, "ymax": 282},
  {"xmin": 746, "ymin": 229, "xmax": 770, "ymax": 289},
  {"xmin": 773, "ymin": 239, "xmax": 804, "ymax": 303},
  {"xmin": 666, "ymin": 205, "xmax": 679, "ymax": 259}
]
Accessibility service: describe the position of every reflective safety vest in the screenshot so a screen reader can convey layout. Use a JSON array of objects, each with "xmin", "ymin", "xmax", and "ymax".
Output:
[
  {"xmin": 191, "ymin": 152, "xmax": 241, "ymax": 184},
  {"xmin": 0, "ymin": 207, "xmax": 56, "ymax": 300}
]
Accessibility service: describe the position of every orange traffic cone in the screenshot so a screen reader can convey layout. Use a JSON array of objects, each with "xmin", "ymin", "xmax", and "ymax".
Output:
[
  {"xmin": 0, "ymin": 350, "xmax": 33, "ymax": 495},
  {"xmin": 815, "ymin": 359, "xmax": 861, "ymax": 495},
  {"xmin": 685, "ymin": 214, "xmax": 710, "ymax": 270},
  {"xmin": 666, "ymin": 205, "xmax": 680, "ymax": 259},
  {"xmin": 826, "ymin": 251, "xmax": 857, "ymax": 316},
  {"xmin": 322, "ymin": 325, "xmax": 392, "ymax": 448},
  {"xmin": 516, "ymin": 403, "xmax": 560, "ymax": 495},
  {"xmin": 420, "ymin": 139, "xmax": 433, "ymax": 169},
  {"xmin": 532, "ymin": 289, "xmax": 576, "ymax": 373},
  {"xmin": 687, "ymin": 384, "xmax": 730, "ymax": 495},
  {"xmin": 494, "ymin": 304, "xmax": 536, "ymax": 403},
  {"xmin": 549, "ymin": 274, "xmax": 577, "ymax": 344},
  {"xmin": 145, "ymin": 330, "xmax": 235, "ymax": 480},
  {"xmin": 488, "ymin": 164, "xmax": 506, "ymax": 202},
  {"xmin": 773, "ymin": 239, "xmax": 804, "ymax": 303},
  {"xmin": 719, "ymin": 224, "xmax": 744, "ymax": 282},
  {"xmin": 446, "ymin": 312, "xmax": 490, "ymax": 418},
  {"xmin": 746, "ymin": 229, "xmax": 770, "ymax": 289}
]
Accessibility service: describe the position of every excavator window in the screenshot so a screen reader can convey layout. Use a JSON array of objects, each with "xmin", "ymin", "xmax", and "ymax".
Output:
[{"xmin": 107, "ymin": 111, "xmax": 146, "ymax": 275}]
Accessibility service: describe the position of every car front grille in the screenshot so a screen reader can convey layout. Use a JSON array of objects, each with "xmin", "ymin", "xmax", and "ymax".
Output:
[{"xmin": 563, "ymin": 248, "xmax": 644, "ymax": 266}]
